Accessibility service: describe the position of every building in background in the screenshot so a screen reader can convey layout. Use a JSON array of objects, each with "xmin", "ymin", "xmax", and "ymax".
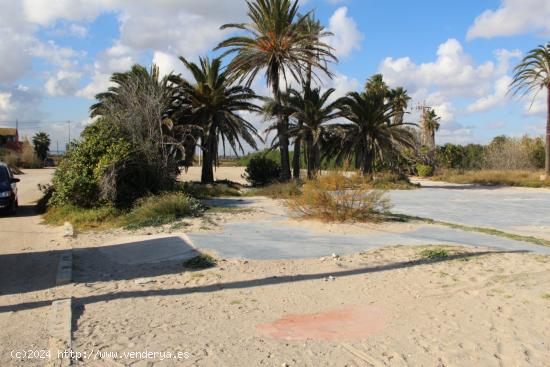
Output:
[{"xmin": 0, "ymin": 128, "xmax": 21, "ymax": 151}]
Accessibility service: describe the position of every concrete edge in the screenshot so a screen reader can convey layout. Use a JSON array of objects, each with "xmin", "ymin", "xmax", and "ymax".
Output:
[
  {"xmin": 46, "ymin": 298, "xmax": 72, "ymax": 367},
  {"xmin": 56, "ymin": 250, "xmax": 72, "ymax": 286}
]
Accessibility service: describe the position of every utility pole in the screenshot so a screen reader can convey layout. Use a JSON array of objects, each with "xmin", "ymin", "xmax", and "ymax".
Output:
[
  {"xmin": 67, "ymin": 120, "xmax": 71, "ymax": 143},
  {"xmin": 56, "ymin": 140, "xmax": 59, "ymax": 155}
]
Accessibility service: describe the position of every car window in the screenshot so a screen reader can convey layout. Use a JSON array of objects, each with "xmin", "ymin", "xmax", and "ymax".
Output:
[{"xmin": 0, "ymin": 167, "xmax": 8, "ymax": 181}]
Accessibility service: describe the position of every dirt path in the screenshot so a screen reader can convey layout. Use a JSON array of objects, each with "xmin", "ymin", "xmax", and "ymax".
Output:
[{"xmin": 0, "ymin": 169, "xmax": 65, "ymax": 367}]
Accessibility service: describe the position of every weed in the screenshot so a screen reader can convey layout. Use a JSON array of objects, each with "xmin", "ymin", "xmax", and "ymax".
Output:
[
  {"xmin": 419, "ymin": 248, "xmax": 450, "ymax": 260},
  {"xmin": 287, "ymin": 172, "xmax": 391, "ymax": 222},
  {"xmin": 124, "ymin": 192, "xmax": 203, "ymax": 229},
  {"xmin": 183, "ymin": 254, "xmax": 217, "ymax": 269},
  {"xmin": 542, "ymin": 293, "xmax": 550, "ymax": 300}
]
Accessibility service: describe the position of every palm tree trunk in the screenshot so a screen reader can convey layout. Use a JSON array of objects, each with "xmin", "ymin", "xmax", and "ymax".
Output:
[
  {"xmin": 546, "ymin": 85, "xmax": 550, "ymax": 176},
  {"xmin": 273, "ymin": 85, "xmax": 291, "ymax": 181},
  {"xmin": 307, "ymin": 138, "xmax": 315, "ymax": 179},
  {"xmin": 201, "ymin": 127, "xmax": 216, "ymax": 184},
  {"xmin": 362, "ymin": 147, "xmax": 374, "ymax": 177},
  {"xmin": 292, "ymin": 137, "xmax": 301, "ymax": 180}
]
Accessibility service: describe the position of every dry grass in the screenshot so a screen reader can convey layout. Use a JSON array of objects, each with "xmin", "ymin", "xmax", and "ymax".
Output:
[
  {"xmin": 287, "ymin": 172, "xmax": 391, "ymax": 222},
  {"xmin": 433, "ymin": 169, "xmax": 550, "ymax": 188}
]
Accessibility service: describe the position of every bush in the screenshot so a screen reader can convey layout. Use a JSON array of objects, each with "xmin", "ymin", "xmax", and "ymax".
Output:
[
  {"xmin": 243, "ymin": 156, "xmax": 280, "ymax": 186},
  {"xmin": 419, "ymin": 247, "xmax": 450, "ymax": 260},
  {"xmin": 124, "ymin": 192, "xmax": 203, "ymax": 229},
  {"xmin": 183, "ymin": 254, "xmax": 217, "ymax": 269},
  {"xmin": 416, "ymin": 164, "xmax": 434, "ymax": 177},
  {"xmin": 36, "ymin": 184, "xmax": 54, "ymax": 214},
  {"xmin": 50, "ymin": 119, "xmax": 131, "ymax": 208},
  {"xmin": 287, "ymin": 172, "xmax": 391, "ymax": 222}
]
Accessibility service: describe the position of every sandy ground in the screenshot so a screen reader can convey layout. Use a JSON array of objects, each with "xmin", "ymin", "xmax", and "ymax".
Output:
[
  {"xmin": 67, "ymin": 245, "xmax": 550, "ymax": 366},
  {"xmin": 0, "ymin": 169, "xmax": 66, "ymax": 367},
  {"xmin": 178, "ymin": 166, "xmax": 248, "ymax": 185}
]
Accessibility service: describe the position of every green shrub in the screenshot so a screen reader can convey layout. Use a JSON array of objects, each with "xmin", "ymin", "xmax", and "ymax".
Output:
[
  {"xmin": 124, "ymin": 192, "xmax": 203, "ymax": 229},
  {"xmin": 183, "ymin": 254, "xmax": 217, "ymax": 269},
  {"xmin": 416, "ymin": 164, "xmax": 434, "ymax": 177},
  {"xmin": 243, "ymin": 156, "xmax": 280, "ymax": 186},
  {"xmin": 49, "ymin": 119, "xmax": 131, "ymax": 208},
  {"xmin": 43, "ymin": 205, "xmax": 122, "ymax": 231},
  {"xmin": 419, "ymin": 248, "xmax": 450, "ymax": 260}
]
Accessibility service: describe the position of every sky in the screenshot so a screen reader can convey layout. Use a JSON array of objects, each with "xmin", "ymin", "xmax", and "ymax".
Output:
[{"xmin": 0, "ymin": 0, "xmax": 549, "ymax": 152}]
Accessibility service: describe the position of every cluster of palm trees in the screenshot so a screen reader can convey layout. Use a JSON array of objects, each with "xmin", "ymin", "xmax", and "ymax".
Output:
[{"xmin": 91, "ymin": 0, "xmax": 418, "ymax": 184}]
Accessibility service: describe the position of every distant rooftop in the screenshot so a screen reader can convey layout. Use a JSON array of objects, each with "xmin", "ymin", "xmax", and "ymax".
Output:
[{"xmin": 0, "ymin": 127, "xmax": 17, "ymax": 136}]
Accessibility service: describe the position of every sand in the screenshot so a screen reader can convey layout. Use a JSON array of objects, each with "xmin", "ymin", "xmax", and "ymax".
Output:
[{"xmin": 68, "ymin": 245, "xmax": 550, "ymax": 366}]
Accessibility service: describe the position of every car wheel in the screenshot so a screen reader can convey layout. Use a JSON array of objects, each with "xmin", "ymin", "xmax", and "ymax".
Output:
[{"xmin": 9, "ymin": 199, "xmax": 17, "ymax": 215}]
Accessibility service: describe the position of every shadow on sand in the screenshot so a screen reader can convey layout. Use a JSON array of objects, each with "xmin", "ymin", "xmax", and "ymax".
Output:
[{"xmin": 0, "ymin": 249, "xmax": 527, "ymax": 314}]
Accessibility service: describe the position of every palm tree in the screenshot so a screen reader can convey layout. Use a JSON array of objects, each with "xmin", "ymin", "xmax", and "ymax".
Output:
[
  {"xmin": 32, "ymin": 131, "xmax": 50, "ymax": 162},
  {"xmin": 171, "ymin": 57, "xmax": 262, "ymax": 183},
  {"xmin": 325, "ymin": 91, "xmax": 416, "ymax": 175},
  {"xmin": 216, "ymin": 0, "xmax": 336, "ymax": 181},
  {"xmin": 422, "ymin": 108, "xmax": 440, "ymax": 149},
  {"xmin": 509, "ymin": 43, "xmax": 550, "ymax": 176},
  {"xmin": 286, "ymin": 86, "xmax": 341, "ymax": 178},
  {"xmin": 364, "ymin": 74, "xmax": 389, "ymax": 105},
  {"xmin": 387, "ymin": 87, "xmax": 411, "ymax": 125}
]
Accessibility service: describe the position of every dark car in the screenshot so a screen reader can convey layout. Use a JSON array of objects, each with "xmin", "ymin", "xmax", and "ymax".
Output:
[{"xmin": 0, "ymin": 163, "xmax": 19, "ymax": 214}]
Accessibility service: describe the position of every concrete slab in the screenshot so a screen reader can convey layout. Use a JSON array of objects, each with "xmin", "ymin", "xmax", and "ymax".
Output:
[
  {"xmin": 188, "ymin": 220, "xmax": 550, "ymax": 260},
  {"xmin": 389, "ymin": 186, "xmax": 550, "ymax": 232},
  {"xmin": 98, "ymin": 234, "xmax": 199, "ymax": 265},
  {"xmin": 56, "ymin": 250, "xmax": 72, "ymax": 285}
]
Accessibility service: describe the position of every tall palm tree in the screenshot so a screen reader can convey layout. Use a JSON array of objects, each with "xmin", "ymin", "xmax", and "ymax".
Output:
[
  {"xmin": 325, "ymin": 91, "xmax": 416, "ymax": 175},
  {"xmin": 387, "ymin": 87, "xmax": 411, "ymax": 125},
  {"xmin": 216, "ymin": 0, "xmax": 336, "ymax": 181},
  {"xmin": 424, "ymin": 109, "xmax": 440, "ymax": 149},
  {"xmin": 32, "ymin": 131, "xmax": 50, "ymax": 161},
  {"xmin": 286, "ymin": 86, "xmax": 341, "ymax": 178},
  {"xmin": 171, "ymin": 57, "xmax": 262, "ymax": 183},
  {"xmin": 509, "ymin": 43, "xmax": 550, "ymax": 176},
  {"xmin": 364, "ymin": 74, "xmax": 389, "ymax": 105}
]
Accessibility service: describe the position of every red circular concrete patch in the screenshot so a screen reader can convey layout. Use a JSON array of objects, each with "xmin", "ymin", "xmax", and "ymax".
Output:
[{"xmin": 256, "ymin": 305, "xmax": 387, "ymax": 341}]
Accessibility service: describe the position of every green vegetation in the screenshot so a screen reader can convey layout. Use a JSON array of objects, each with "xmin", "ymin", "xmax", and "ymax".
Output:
[
  {"xmin": 44, "ymin": 192, "xmax": 203, "ymax": 231},
  {"xmin": 32, "ymin": 131, "xmax": 50, "ymax": 162},
  {"xmin": 542, "ymin": 293, "xmax": 550, "ymax": 300},
  {"xmin": 243, "ymin": 156, "xmax": 281, "ymax": 186},
  {"xmin": 124, "ymin": 193, "xmax": 203, "ymax": 229},
  {"xmin": 419, "ymin": 247, "xmax": 450, "ymax": 260},
  {"xmin": 416, "ymin": 164, "xmax": 434, "ymax": 177},
  {"xmin": 183, "ymin": 254, "xmax": 217, "ymax": 269}
]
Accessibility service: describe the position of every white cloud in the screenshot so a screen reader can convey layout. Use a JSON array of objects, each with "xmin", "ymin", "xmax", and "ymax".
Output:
[
  {"xmin": 45, "ymin": 70, "xmax": 82, "ymax": 96},
  {"xmin": 0, "ymin": 85, "xmax": 44, "ymax": 122},
  {"xmin": 467, "ymin": 0, "xmax": 550, "ymax": 40},
  {"xmin": 327, "ymin": 7, "xmax": 363, "ymax": 58},
  {"xmin": 465, "ymin": 75, "xmax": 512, "ymax": 113},
  {"xmin": 378, "ymin": 38, "xmax": 523, "ymax": 143}
]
